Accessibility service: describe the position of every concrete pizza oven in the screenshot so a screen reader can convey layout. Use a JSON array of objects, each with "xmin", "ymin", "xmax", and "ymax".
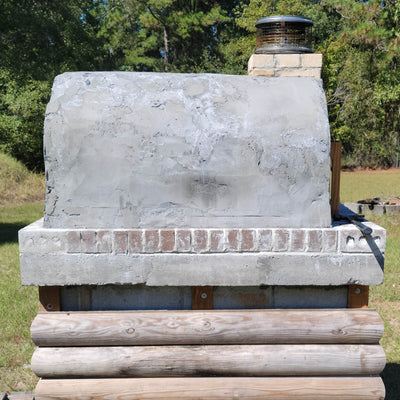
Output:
[{"xmin": 19, "ymin": 17, "xmax": 386, "ymax": 400}]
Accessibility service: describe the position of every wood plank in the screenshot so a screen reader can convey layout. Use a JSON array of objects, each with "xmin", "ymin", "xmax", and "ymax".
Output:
[
  {"xmin": 35, "ymin": 377, "xmax": 386, "ymax": 400},
  {"xmin": 31, "ymin": 344, "xmax": 386, "ymax": 378},
  {"xmin": 39, "ymin": 286, "xmax": 60, "ymax": 312},
  {"xmin": 348, "ymin": 285, "xmax": 369, "ymax": 308},
  {"xmin": 30, "ymin": 309, "xmax": 384, "ymax": 347},
  {"xmin": 191, "ymin": 286, "xmax": 213, "ymax": 309},
  {"xmin": 331, "ymin": 141, "xmax": 342, "ymax": 218}
]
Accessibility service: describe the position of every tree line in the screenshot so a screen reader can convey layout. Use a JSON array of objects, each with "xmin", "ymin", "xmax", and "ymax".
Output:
[{"xmin": 0, "ymin": 0, "xmax": 399, "ymax": 171}]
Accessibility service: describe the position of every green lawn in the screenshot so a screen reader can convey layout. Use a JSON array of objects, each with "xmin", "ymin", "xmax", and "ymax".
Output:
[
  {"xmin": 0, "ymin": 203, "xmax": 42, "ymax": 392},
  {"xmin": 0, "ymin": 170, "xmax": 399, "ymax": 397},
  {"xmin": 341, "ymin": 169, "xmax": 400, "ymax": 202}
]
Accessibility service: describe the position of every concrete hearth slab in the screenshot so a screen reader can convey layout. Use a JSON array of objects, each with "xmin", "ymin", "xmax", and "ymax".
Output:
[
  {"xmin": 19, "ymin": 251, "xmax": 383, "ymax": 286},
  {"xmin": 19, "ymin": 219, "xmax": 385, "ymax": 287}
]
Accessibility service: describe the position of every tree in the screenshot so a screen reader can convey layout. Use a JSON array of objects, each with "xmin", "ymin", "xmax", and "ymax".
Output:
[
  {"xmin": 96, "ymin": 0, "xmax": 230, "ymax": 72},
  {"xmin": 322, "ymin": 0, "xmax": 400, "ymax": 167},
  {"xmin": 0, "ymin": 0, "xmax": 107, "ymax": 171}
]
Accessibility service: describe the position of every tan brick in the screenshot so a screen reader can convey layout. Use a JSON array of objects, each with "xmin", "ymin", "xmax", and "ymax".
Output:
[
  {"xmin": 176, "ymin": 229, "xmax": 191, "ymax": 252},
  {"xmin": 226, "ymin": 229, "xmax": 240, "ymax": 252},
  {"xmin": 307, "ymin": 230, "xmax": 322, "ymax": 252},
  {"xmin": 273, "ymin": 229, "xmax": 289, "ymax": 252},
  {"xmin": 128, "ymin": 230, "xmax": 143, "ymax": 253},
  {"xmin": 160, "ymin": 229, "xmax": 175, "ymax": 252},
  {"xmin": 210, "ymin": 230, "xmax": 225, "ymax": 252},
  {"xmin": 193, "ymin": 229, "xmax": 208, "ymax": 253},
  {"xmin": 248, "ymin": 69, "xmax": 275, "ymax": 77},
  {"xmin": 248, "ymin": 54, "xmax": 275, "ymax": 71},
  {"xmin": 241, "ymin": 229, "xmax": 256, "ymax": 251},
  {"xmin": 113, "ymin": 231, "xmax": 127, "ymax": 254},
  {"xmin": 96, "ymin": 230, "xmax": 112, "ymax": 253},
  {"xmin": 275, "ymin": 54, "xmax": 300, "ymax": 68},
  {"xmin": 258, "ymin": 229, "xmax": 272, "ymax": 251},
  {"xmin": 290, "ymin": 230, "xmax": 306, "ymax": 252},
  {"xmin": 81, "ymin": 230, "xmax": 96, "ymax": 253},
  {"xmin": 277, "ymin": 68, "xmax": 320, "ymax": 78},
  {"xmin": 301, "ymin": 53, "xmax": 322, "ymax": 68},
  {"xmin": 144, "ymin": 230, "xmax": 160, "ymax": 253}
]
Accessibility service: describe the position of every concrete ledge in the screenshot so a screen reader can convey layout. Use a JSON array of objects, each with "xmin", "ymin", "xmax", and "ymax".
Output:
[
  {"xmin": 19, "ymin": 251, "xmax": 384, "ymax": 286},
  {"xmin": 19, "ymin": 220, "xmax": 385, "ymax": 287}
]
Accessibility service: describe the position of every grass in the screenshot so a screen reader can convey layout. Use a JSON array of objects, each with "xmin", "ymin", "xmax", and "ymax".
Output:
[
  {"xmin": 0, "ymin": 162, "xmax": 399, "ymax": 396},
  {"xmin": 366, "ymin": 214, "xmax": 400, "ymax": 400},
  {"xmin": 341, "ymin": 168, "xmax": 400, "ymax": 202},
  {"xmin": 0, "ymin": 152, "xmax": 45, "ymax": 207},
  {"xmin": 0, "ymin": 203, "xmax": 43, "ymax": 392}
]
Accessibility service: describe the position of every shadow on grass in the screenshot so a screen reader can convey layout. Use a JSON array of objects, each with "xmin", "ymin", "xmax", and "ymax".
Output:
[
  {"xmin": 0, "ymin": 223, "xmax": 27, "ymax": 245},
  {"xmin": 382, "ymin": 363, "xmax": 400, "ymax": 400}
]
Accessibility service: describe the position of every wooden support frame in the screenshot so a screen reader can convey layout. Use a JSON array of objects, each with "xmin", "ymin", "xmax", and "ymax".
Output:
[
  {"xmin": 331, "ymin": 141, "xmax": 342, "ymax": 218},
  {"xmin": 348, "ymin": 285, "xmax": 369, "ymax": 308},
  {"xmin": 39, "ymin": 286, "xmax": 61, "ymax": 312},
  {"xmin": 191, "ymin": 286, "xmax": 213, "ymax": 309}
]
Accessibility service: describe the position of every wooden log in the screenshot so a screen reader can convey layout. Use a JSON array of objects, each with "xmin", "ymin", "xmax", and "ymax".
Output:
[
  {"xmin": 34, "ymin": 377, "xmax": 386, "ymax": 400},
  {"xmin": 30, "ymin": 309, "xmax": 384, "ymax": 347},
  {"xmin": 31, "ymin": 344, "xmax": 386, "ymax": 378}
]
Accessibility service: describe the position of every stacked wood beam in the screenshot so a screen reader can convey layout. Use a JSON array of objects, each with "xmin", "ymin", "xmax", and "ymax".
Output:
[{"xmin": 31, "ymin": 309, "xmax": 385, "ymax": 400}]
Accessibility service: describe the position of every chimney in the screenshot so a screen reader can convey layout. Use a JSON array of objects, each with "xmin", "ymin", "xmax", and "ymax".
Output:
[{"xmin": 248, "ymin": 16, "xmax": 322, "ymax": 78}]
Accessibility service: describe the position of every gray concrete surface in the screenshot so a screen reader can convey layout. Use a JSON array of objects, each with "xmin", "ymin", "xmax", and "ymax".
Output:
[
  {"xmin": 20, "ymin": 251, "xmax": 384, "ymax": 286},
  {"xmin": 43, "ymin": 72, "xmax": 331, "ymax": 229}
]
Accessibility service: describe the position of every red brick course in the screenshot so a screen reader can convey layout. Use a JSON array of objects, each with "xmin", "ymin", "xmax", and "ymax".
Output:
[
  {"xmin": 273, "ymin": 229, "xmax": 289, "ymax": 252},
  {"xmin": 258, "ymin": 229, "xmax": 272, "ymax": 251},
  {"xmin": 160, "ymin": 229, "xmax": 175, "ymax": 252},
  {"xmin": 144, "ymin": 230, "xmax": 159, "ymax": 253},
  {"xmin": 241, "ymin": 229, "xmax": 256, "ymax": 251},
  {"xmin": 113, "ymin": 231, "xmax": 127, "ymax": 254},
  {"xmin": 176, "ymin": 229, "xmax": 191, "ymax": 252},
  {"xmin": 193, "ymin": 229, "xmax": 208, "ymax": 253},
  {"xmin": 65, "ymin": 227, "xmax": 347, "ymax": 254},
  {"xmin": 128, "ymin": 230, "xmax": 143, "ymax": 253},
  {"xmin": 210, "ymin": 230, "xmax": 225, "ymax": 252},
  {"xmin": 226, "ymin": 229, "xmax": 240, "ymax": 252}
]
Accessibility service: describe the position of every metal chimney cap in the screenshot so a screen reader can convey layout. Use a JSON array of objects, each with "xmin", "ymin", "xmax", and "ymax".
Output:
[
  {"xmin": 255, "ymin": 15, "xmax": 313, "ymax": 27},
  {"xmin": 255, "ymin": 15, "xmax": 313, "ymax": 54}
]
